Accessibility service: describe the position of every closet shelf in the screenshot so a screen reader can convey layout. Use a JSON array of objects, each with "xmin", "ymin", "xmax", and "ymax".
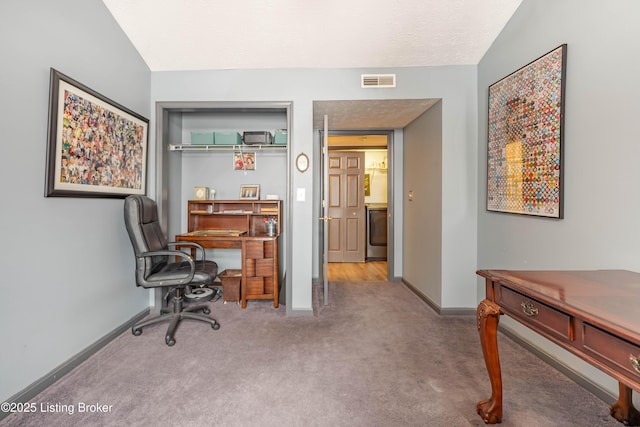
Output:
[{"xmin": 169, "ymin": 144, "xmax": 286, "ymax": 152}]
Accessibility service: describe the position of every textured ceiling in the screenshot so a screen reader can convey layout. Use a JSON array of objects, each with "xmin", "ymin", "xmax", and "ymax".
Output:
[
  {"xmin": 101, "ymin": 0, "xmax": 522, "ymax": 72},
  {"xmin": 313, "ymin": 99, "xmax": 439, "ymax": 130},
  {"xmin": 101, "ymin": 0, "xmax": 521, "ymax": 130}
]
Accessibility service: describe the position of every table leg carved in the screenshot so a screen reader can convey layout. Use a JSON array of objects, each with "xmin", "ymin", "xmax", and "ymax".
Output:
[
  {"xmin": 477, "ymin": 299, "xmax": 503, "ymax": 424},
  {"xmin": 610, "ymin": 383, "xmax": 640, "ymax": 426}
]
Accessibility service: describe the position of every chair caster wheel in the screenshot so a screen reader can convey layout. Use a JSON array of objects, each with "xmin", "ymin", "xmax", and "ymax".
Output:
[
  {"xmin": 132, "ymin": 328, "xmax": 142, "ymax": 336},
  {"xmin": 203, "ymin": 307, "xmax": 211, "ymax": 315},
  {"xmin": 212, "ymin": 323, "xmax": 220, "ymax": 330},
  {"xmin": 166, "ymin": 337, "xmax": 176, "ymax": 346}
]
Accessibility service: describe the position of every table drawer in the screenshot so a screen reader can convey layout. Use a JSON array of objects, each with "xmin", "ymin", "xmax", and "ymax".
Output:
[
  {"xmin": 583, "ymin": 323, "xmax": 640, "ymax": 381},
  {"xmin": 499, "ymin": 286, "xmax": 572, "ymax": 341}
]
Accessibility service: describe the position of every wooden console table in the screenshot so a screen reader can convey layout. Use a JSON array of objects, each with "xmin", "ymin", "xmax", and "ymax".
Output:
[{"xmin": 476, "ymin": 269, "xmax": 640, "ymax": 425}]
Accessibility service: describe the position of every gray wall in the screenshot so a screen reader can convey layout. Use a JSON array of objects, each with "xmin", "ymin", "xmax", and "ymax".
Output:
[
  {"xmin": 478, "ymin": 0, "xmax": 640, "ymax": 401},
  {"xmin": 403, "ymin": 101, "xmax": 443, "ymax": 306},
  {"xmin": 0, "ymin": 0, "xmax": 150, "ymax": 402},
  {"xmin": 151, "ymin": 66, "xmax": 479, "ymax": 314}
]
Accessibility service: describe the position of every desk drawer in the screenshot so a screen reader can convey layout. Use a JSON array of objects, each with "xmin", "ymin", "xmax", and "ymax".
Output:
[
  {"xmin": 499, "ymin": 286, "xmax": 572, "ymax": 341},
  {"xmin": 583, "ymin": 324, "xmax": 640, "ymax": 381}
]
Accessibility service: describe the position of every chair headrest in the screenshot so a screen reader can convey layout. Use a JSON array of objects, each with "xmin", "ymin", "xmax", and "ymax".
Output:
[{"xmin": 125, "ymin": 195, "xmax": 158, "ymax": 225}]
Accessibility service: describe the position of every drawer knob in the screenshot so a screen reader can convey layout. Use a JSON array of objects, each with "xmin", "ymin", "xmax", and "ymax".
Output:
[
  {"xmin": 631, "ymin": 354, "xmax": 640, "ymax": 374},
  {"xmin": 521, "ymin": 300, "xmax": 539, "ymax": 317}
]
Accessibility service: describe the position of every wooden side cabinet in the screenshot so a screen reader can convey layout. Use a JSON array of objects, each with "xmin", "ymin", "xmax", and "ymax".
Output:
[{"xmin": 242, "ymin": 237, "xmax": 279, "ymax": 308}]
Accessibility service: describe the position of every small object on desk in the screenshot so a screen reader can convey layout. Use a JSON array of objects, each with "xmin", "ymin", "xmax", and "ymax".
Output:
[
  {"xmin": 264, "ymin": 217, "xmax": 278, "ymax": 236},
  {"xmin": 194, "ymin": 186, "xmax": 209, "ymax": 200},
  {"xmin": 266, "ymin": 223, "xmax": 276, "ymax": 236}
]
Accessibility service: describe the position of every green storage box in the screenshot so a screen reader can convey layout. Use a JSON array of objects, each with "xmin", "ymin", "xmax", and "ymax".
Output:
[
  {"xmin": 191, "ymin": 132, "xmax": 214, "ymax": 145},
  {"xmin": 214, "ymin": 132, "xmax": 242, "ymax": 145},
  {"xmin": 274, "ymin": 130, "xmax": 287, "ymax": 145}
]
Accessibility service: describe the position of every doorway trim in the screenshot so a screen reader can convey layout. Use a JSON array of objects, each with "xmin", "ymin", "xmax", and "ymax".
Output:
[
  {"xmin": 154, "ymin": 100, "xmax": 293, "ymax": 313},
  {"xmin": 318, "ymin": 129, "xmax": 395, "ymax": 283}
]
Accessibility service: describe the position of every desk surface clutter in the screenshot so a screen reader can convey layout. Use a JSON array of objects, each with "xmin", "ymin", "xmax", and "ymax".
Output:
[{"xmin": 185, "ymin": 229, "xmax": 247, "ymax": 237}]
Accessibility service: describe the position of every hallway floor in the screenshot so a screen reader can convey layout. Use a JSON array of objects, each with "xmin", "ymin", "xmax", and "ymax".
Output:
[{"xmin": 328, "ymin": 261, "xmax": 387, "ymax": 281}]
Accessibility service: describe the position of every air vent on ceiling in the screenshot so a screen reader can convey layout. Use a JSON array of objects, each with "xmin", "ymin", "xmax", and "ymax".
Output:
[{"xmin": 361, "ymin": 74, "xmax": 396, "ymax": 88}]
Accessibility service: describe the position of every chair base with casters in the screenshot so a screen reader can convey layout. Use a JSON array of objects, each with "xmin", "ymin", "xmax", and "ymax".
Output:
[{"xmin": 132, "ymin": 287, "xmax": 220, "ymax": 346}]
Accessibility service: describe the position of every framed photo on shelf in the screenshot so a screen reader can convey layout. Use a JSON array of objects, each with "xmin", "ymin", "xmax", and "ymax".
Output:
[
  {"xmin": 233, "ymin": 151, "xmax": 256, "ymax": 171},
  {"xmin": 240, "ymin": 184, "xmax": 260, "ymax": 200},
  {"xmin": 45, "ymin": 68, "xmax": 149, "ymax": 198},
  {"xmin": 487, "ymin": 44, "xmax": 566, "ymax": 218}
]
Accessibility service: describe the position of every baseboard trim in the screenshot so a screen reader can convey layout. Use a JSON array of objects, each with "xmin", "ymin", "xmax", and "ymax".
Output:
[
  {"xmin": 402, "ymin": 278, "xmax": 440, "ymax": 313},
  {"xmin": 401, "ymin": 279, "xmax": 475, "ymax": 316},
  {"xmin": 288, "ymin": 308, "xmax": 314, "ymax": 317},
  {"xmin": 499, "ymin": 324, "xmax": 617, "ymax": 405},
  {"xmin": 0, "ymin": 308, "xmax": 149, "ymax": 421}
]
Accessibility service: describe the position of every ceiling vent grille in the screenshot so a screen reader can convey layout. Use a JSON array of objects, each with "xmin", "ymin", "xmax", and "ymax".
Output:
[{"xmin": 361, "ymin": 74, "xmax": 396, "ymax": 88}]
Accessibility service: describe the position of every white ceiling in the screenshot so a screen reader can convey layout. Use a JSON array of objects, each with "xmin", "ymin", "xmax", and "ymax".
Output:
[
  {"xmin": 101, "ymin": 0, "xmax": 522, "ymax": 72},
  {"xmin": 101, "ymin": 0, "xmax": 522, "ymax": 130},
  {"xmin": 313, "ymin": 99, "xmax": 440, "ymax": 130}
]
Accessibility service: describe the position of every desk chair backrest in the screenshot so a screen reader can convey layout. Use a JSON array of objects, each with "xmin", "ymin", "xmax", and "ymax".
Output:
[{"xmin": 124, "ymin": 195, "xmax": 169, "ymax": 287}]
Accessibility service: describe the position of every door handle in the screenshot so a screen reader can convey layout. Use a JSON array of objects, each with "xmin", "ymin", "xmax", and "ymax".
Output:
[{"xmin": 319, "ymin": 216, "xmax": 333, "ymax": 221}]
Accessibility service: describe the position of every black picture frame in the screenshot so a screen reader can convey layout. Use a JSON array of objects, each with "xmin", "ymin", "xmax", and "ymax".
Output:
[
  {"xmin": 45, "ymin": 68, "xmax": 149, "ymax": 198},
  {"xmin": 487, "ymin": 44, "xmax": 567, "ymax": 218}
]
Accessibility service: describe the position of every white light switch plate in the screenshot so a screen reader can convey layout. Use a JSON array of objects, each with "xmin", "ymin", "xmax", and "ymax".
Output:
[{"xmin": 297, "ymin": 188, "xmax": 306, "ymax": 201}]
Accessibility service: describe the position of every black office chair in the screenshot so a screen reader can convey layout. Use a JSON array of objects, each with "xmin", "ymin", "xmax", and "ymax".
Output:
[{"xmin": 124, "ymin": 195, "xmax": 220, "ymax": 346}]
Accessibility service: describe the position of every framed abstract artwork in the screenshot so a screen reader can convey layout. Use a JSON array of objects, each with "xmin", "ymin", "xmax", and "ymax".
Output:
[
  {"xmin": 487, "ymin": 44, "xmax": 567, "ymax": 218},
  {"xmin": 45, "ymin": 68, "xmax": 149, "ymax": 198}
]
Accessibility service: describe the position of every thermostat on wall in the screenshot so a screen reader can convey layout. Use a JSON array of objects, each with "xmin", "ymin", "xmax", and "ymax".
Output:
[{"xmin": 265, "ymin": 194, "xmax": 279, "ymax": 200}]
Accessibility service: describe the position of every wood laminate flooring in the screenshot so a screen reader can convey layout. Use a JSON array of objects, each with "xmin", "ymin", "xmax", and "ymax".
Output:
[{"xmin": 328, "ymin": 261, "xmax": 387, "ymax": 282}]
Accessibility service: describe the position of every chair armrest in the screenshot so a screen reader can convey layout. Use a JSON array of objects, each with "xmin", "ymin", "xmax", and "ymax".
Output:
[
  {"xmin": 138, "ymin": 249, "xmax": 195, "ymax": 281},
  {"xmin": 168, "ymin": 241, "xmax": 206, "ymax": 261}
]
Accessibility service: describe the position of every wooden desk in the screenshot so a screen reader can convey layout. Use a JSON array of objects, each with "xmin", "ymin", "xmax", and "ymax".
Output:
[
  {"xmin": 476, "ymin": 269, "xmax": 640, "ymax": 425},
  {"xmin": 176, "ymin": 232, "xmax": 279, "ymax": 309}
]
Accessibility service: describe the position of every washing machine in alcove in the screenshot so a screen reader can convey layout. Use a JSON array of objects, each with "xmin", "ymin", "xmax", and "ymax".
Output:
[{"xmin": 366, "ymin": 204, "xmax": 387, "ymax": 261}]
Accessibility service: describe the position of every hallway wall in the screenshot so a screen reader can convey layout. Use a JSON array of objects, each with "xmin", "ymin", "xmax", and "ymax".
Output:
[{"xmin": 403, "ymin": 101, "xmax": 443, "ymax": 306}]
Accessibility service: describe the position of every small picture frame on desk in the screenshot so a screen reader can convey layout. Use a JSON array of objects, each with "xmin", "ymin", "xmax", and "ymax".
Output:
[{"xmin": 240, "ymin": 184, "xmax": 260, "ymax": 200}]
